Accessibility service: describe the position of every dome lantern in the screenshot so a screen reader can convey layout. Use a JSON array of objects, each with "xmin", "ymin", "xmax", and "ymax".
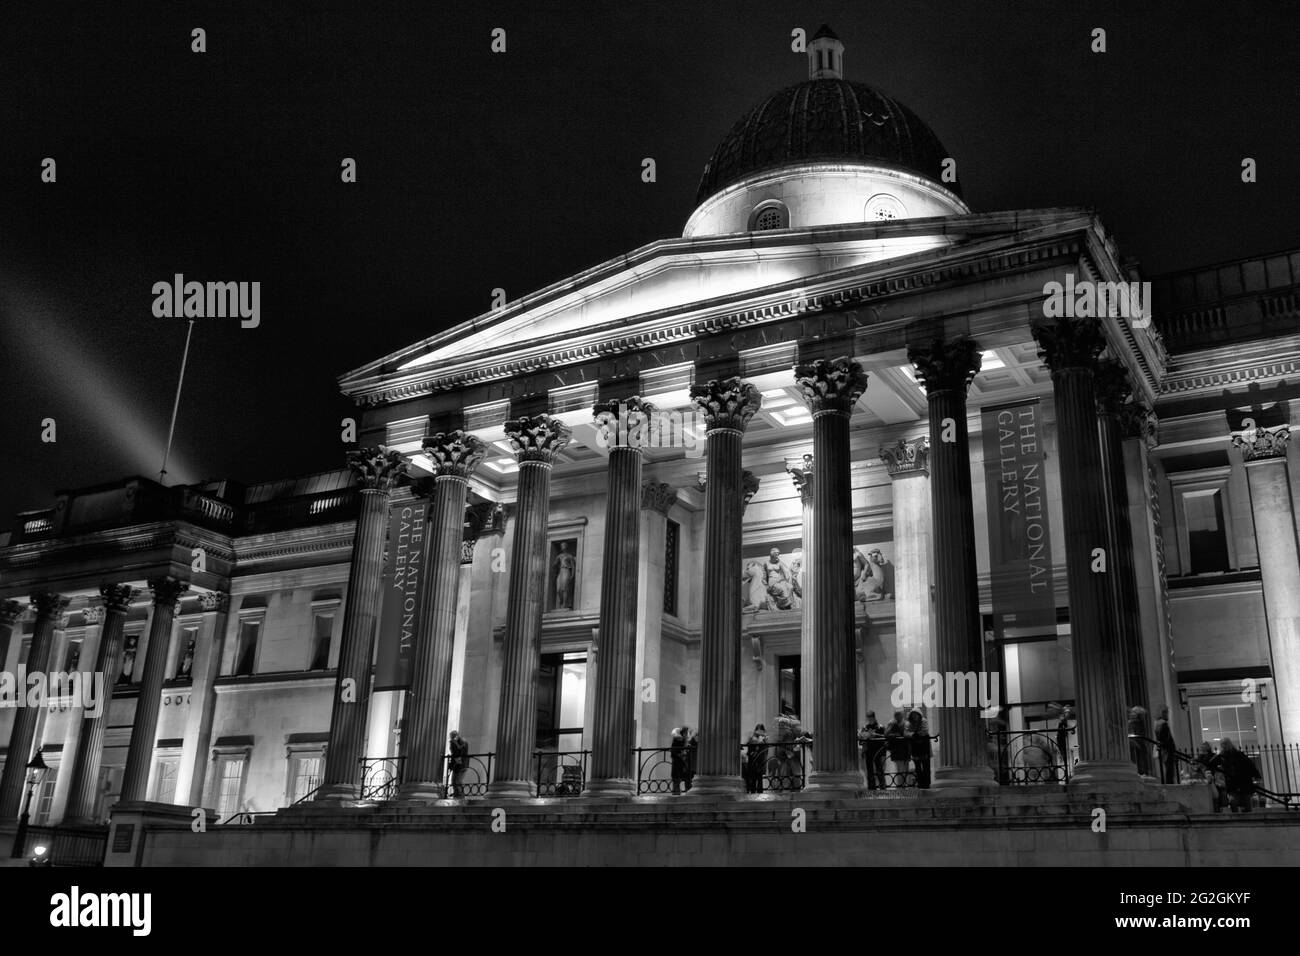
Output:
[{"xmin": 808, "ymin": 24, "xmax": 844, "ymax": 80}]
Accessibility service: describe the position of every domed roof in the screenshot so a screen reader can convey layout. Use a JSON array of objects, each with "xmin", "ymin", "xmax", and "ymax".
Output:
[{"xmin": 695, "ymin": 77, "xmax": 960, "ymax": 206}]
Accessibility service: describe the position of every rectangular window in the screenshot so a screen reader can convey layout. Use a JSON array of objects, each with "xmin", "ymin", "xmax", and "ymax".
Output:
[
  {"xmin": 1199, "ymin": 702, "xmax": 1259, "ymax": 749},
  {"xmin": 213, "ymin": 756, "xmax": 247, "ymax": 816},
  {"xmin": 664, "ymin": 519, "xmax": 680, "ymax": 616},
  {"xmin": 287, "ymin": 753, "xmax": 324, "ymax": 804},
  {"xmin": 309, "ymin": 612, "xmax": 334, "ymax": 670},
  {"xmin": 233, "ymin": 618, "xmax": 260, "ymax": 676},
  {"xmin": 33, "ymin": 767, "xmax": 59, "ymax": 825},
  {"xmin": 1185, "ymin": 489, "xmax": 1230, "ymax": 573},
  {"xmin": 152, "ymin": 756, "xmax": 180, "ymax": 804},
  {"xmin": 778, "ymin": 654, "xmax": 801, "ymax": 718}
]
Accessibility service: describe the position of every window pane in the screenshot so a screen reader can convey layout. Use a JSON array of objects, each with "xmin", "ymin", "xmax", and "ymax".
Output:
[
  {"xmin": 310, "ymin": 614, "xmax": 333, "ymax": 670},
  {"xmin": 153, "ymin": 758, "xmax": 179, "ymax": 804},
  {"xmin": 1186, "ymin": 491, "xmax": 1229, "ymax": 573},
  {"xmin": 235, "ymin": 620, "xmax": 260, "ymax": 676},
  {"xmin": 217, "ymin": 757, "xmax": 246, "ymax": 815}
]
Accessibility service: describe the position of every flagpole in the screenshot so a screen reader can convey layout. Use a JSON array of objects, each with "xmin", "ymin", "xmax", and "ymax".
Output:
[{"xmin": 159, "ymin": 319, "xmax": 196, "ymax": 485}]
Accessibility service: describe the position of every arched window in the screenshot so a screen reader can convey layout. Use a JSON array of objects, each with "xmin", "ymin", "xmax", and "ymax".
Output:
[{"xmin": 750, "ymin": 201, "xmax": 789, "ymax": 231}]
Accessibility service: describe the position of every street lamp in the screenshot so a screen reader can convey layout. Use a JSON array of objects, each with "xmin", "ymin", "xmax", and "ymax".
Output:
[{"xmin": 9, "ymin": 750, "xmax": 48, "ymax": 859}]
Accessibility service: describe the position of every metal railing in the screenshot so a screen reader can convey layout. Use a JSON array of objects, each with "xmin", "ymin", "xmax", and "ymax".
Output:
[
  {"xmin": 217, "ymin": 811, "xmax": 277, "ymax": 825},
  {"xmin": 445, "ymin": 753, "xmax": 494, "ymax": 798},
  {"xmin": 359, "ymin": 756, "xmax": 405, "ymax": 801},
  {"xmin": 744, "ymin": 741, "xmax": 810, "ymax": 793},
  {"xmin": 534, "ymin": 750, "xmax": 589, "ymax": 797},
  {"xmin": 988, "ymin": 728, "xmax": 1074, "ymax": 786},
  {"xmin": 1135, "ymin": 735, "xmax": 1297, "ymax": 810}
]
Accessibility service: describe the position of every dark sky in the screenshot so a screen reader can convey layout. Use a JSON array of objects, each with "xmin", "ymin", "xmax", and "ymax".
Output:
[{"xmin": 2, "ymin": 1, "xmax": 1298, "ymax": 522}]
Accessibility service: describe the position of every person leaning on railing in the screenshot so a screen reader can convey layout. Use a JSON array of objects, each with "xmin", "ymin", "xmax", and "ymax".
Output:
[
  {"xmin": 884, "ymin": 710, "xmax": 910, "ymax": 780},
  {"xmin": 857, "ymin": 711, "xmax": 887, "ymax": 790},
  {"xmin": 1207, "ymin": 738, "xmax": 1262, "ymax": 813}
]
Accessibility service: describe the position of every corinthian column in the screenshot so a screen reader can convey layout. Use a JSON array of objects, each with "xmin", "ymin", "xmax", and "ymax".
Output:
[
  {"xmin": 399, "ymin": 431, "xmax": 487, "ymax": 800},
  {"xmin": 880, "ymin": 437, "xmax": 933, "ymax": 707},
  {"xmin": 1095, "ymin": 361, "xmax": 1151, "ymax": 755},
  {"xmin": 1031, "ymin": 318, "xmax": 1134, "ymax": 784},
  {"xmin": 318, "ymin": 447, "xmax": 407, "ymax": 803},
  {"xmin": 586, "ymin": 398, "xmax": 652, "ymax": 797},
  {"xmin": 490, "ymin": 414, "xmax": 572, "ymax": 798},
  {"xmin": 0, "ymin": 600, "xmax": 22, "ymax": 671},
  {"xmin": 795, "ymin": 358, "xmax": 868, "ymax": 793},
  {"xmin": 120, "ymin": 576, "xmax": 189, "ymax": 802},
  {"xmin": 0, "ymin": 591, "xmax": 70, "ymax": 819},
  {"xmin": 63, "ymin": 584, "xmax": 139, "ymax": 822},
  {"xmin": 1232, "ymin": 421, "xmax": 1300, "ymax": 746},
  {"xmin": 909, "ymin": 338, "xmax": 996, "ymax": 789},
  {"xmin": 688, "ymin": 377, "xmax": 762, "ymax": 795},
  {"xmin": 786, "ymin": 455, "xmax": 816, "ymax": 734}
]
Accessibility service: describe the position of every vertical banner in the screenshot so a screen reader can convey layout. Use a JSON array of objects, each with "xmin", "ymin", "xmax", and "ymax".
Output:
[
  {"xmin": 374, "ymin": 498, "xmax": 429, "ymax": 690},
  {"xmin": 981, "ymin": 400, "xmax": 1056, "ymax": 638}
]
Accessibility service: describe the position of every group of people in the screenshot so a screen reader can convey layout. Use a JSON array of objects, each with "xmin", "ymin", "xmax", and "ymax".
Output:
[
  {"xmin": 743, "ymin": 715, "xmax": 813, "ymax": 793},
  {"xmin": 1192, "ymin": 738, "xmax": 1262, "ymax": 812},
  {"xmin": 857, "ymin": 708, "xmax": 933, "ymax": 789}
]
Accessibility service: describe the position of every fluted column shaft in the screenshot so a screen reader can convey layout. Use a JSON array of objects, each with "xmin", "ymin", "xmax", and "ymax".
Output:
[
  {"xmin": 1033, "ymin": 319, "xmax": 1133, "ymax": 782},
  {"xmin": 881, "ymin": 439, "xmax": 933, "ymax": 707},
  {"xmin": 0, "ymin": 592, "xmax": 69, "ymax": 819},
  {"xmin": 587, "ymin": 400, "xmax": 647, "ymax": 794},
  {"xmin": 0, "ymin": 601, "xmax": 22, "ymax": 672},
  {"xmin": 121, "ymin": 577, "xmax": 188, "ymax": 802},
  {"xmin": 63, "ymin": 585, "xmax": 139, "ymax": 822},
  {"xmin": 689, "ymin": 378, "xmax": 761, "ymax": 794},
  {"xmin": 1233, "ymin": 424, "xmax": 1300, "ymax": 745},
  {"xmin": 400, "ymin": 432, "xmax": 486, "ymax": 799},
  {"xmin": 786, "ymin": 459, "xmax": 816, "ymax": 735},
  {"xmin": 910, "ymin": 339, "xmax": 995, "ymax": 788},
  {"xmin": 320, "ymin": 446, "xmax": 406, "ymax": 802},
  {"xmin": 492, "ymin": 415, "xmax": 571, "ymax": 797}
]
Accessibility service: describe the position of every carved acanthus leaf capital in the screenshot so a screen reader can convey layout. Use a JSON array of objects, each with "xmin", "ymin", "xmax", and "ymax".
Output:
[
  {"xmin": 785, "ymin": 454, "xmax": 814, "ymax": 502},
  {"xmin": 640, "ymin": 481, "xmax": 678, "ymax": 516},
  {"xmin": 30, "ymin": 591, "xmax": 71, "ymax": 620},
  {"xmin": 422, "ymin": 431, "xmax": 488, "ymax": 479},
  {"xmin": 689, "ymin": 377, "xmax": 762, "ymax": 432},
  {"xmin": 347, "ymin": 446, "xmax": 408, "ymax": 491},
  {"xmin": 1093, "ymin": 359, "xmax": 1135, "ymax": 417},
  {"xmin": 0, "ymin": 599, "xmax": 24, "ymax": 627},
  {"xmin": 81, "ymin": 604, "xmax": 106, "ymax": 625},
  {"xmin": 199, "ymin": 591, "xmax": 230, "ymax": 614},
  {"xmin": 1118, "ymin": 401, "xmax": 1158, "ymax": 448},
  {"xmin": 742, "ymin": 471, "xmax": 761, "ymax": 510},
  {"xmin": 504, "ymin": 414, "xmax": 573, "ymax": 464},
  {"xmin": 1030, "ymin": 317, "xmax": 1106, "ymax": 374},
  {"xmin": 880, "ymin": 437, "xmax": 930, "ymax": 476},
  {"xmin": 101, "ymin": 583, "xmax": 141, "ymax": 614},
  {"xmin": 148, "ymin": 576, "xmax": 189, "ymax": 608},
  {"xmin": 794, "ymin": 357, "xmax": 868, "ymax": 415},
  {"xmin": 1232, "ymin": 423, "xmax": 1291, "ymax": 462},
  {"xmin": 908, "ymin": 337, "xmax": 983, "ymax": 394}
]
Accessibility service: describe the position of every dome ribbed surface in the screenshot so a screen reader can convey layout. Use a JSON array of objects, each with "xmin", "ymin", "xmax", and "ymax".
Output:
[{"xmin": 696, "ymin": 79, "xmax": 959, "ymax": 205}]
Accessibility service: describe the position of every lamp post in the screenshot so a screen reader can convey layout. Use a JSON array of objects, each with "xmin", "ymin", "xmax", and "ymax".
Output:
[{"xmin": 10, "ymin": 750, "xmax": 48, "ymax": 859}]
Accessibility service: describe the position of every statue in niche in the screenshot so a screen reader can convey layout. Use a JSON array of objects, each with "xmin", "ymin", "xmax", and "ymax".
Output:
[
  {"xmin": 118, "ymin": 634, "xmax": 138, "ymax": 684},
  {"xmin": 788, "ymin": 550, "xmax": 805, "ymax": 599},
  {"xmin": 854, "ymin": 548, "xmax": 892, "ymax": 604},
  {"xmin": 742, "ymin": 561, "xmax": 769, "ymax": 609},
  {"xmin": 178, "ymin": 632, "xmax": 196, "ymax": 681},
  {"xmin": 741, "ymin": 548, "xmax": 802, "ymax": 611},
  {"xmin": 550, "ymin": 540, "xmax": 578, "ymax": 610}
]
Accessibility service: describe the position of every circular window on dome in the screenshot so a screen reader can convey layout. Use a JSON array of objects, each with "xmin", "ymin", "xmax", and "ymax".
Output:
[
  {"xmin": 866, "ymin": 194, "xmax": 907, "ymax": 222},
  {"xmin": 749, "ymin": 201, "xmax": 789, "ymax": 232}
]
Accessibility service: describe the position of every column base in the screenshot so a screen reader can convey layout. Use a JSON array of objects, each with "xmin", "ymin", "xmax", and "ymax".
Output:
[
  {"xmin": 932, "ymin": 765, "xmax": 998, "ymax": 793},
  {"xmin": 802, "ymin": 770, "xmax": 864, "ymax": 798},
  {"xmin": 395, "ymin": 781, "xmax": 448, "ymax": 803},
  {"xmin": 1067, "ymin": 760, "xmax": 1142, "ymax": 790},
  {"xmin": 488, "ymin": 779, "xmax": 536, "ymax": 800},
  {"xmin": 312, "ymin": 782, "xmax": 364, "ymax": 805},
  {"xmin": 681, "ymin": 774, "xmax": 744, "ymax": 797},
  {"xmin": 582, "ymin": 778, "xmax": 635, "ymax": 800}
]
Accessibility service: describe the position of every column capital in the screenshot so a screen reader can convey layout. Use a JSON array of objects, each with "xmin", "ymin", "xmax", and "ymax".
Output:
[
  {"xmin": 794, "ymin": 357, "xmax": 868, "ymax": 415},
  {"xmin": 82, "ymin": 603, "xmax": 106, "ymax": 625},
  {"xmin": 742, "ymin": 471, "xmax": 761, "ymax": 510},
  {"xmin": 421, "ymin": 430, "xmax": 488, "ymax": 479},
  {"xmin": 880, "ymin": 437, "xmax": 931, "ymax": 477},
  {"xmin": 0, "ymin": 599, "xmax": 24, "ymax": 627},
  {"xmin": 462, "ymin": 501, "xmax": 505, "ymax": 563},
  {"xmin": 785, "ymin": 454, "xmax": 814, "ymax": 502},
  {"xmin": 347, "ymin": 446, "xmax": 407, "ymax": 491},
  {"xmin": 1232, "ymin": 423, "xmax": 1291, "ymax": 462},
  {"xmin": 690, "ymin": 377, "xmax": 762, "ymax": 432},
  {"xmin": 30, "ymin": 591, "xmax": 71, "ymax": 619},
  {"xmin": 1093, "ymin": 359, "xmax": 1134, "ymax": 417},
  {"xmin": 1118, "ymin": 401, "xmax": 1158, "ymax": 448},
  {"xmin": 1031, "ymin": 317, "xmax": 1106, "ymax": 374},
  {"xmin": 198, "ymin": 591, "xmax": 230, "ymax": 614},
  {"xmin": 908, "ymin": 337, "xmax": 983, "ymax": 394},
  {"xmin": 100, "ymin": 582, "xmax": 141, "ymax": 614},
  {"xmin": 147, "ymin": 576, "xmax": 189, "ymax": 608},
  {"xmin": 504, "ymin": 413, "xmax": 572, "ymax": 464},
  {"xmin": 640, "ymin": 481, "xmax": 678, "ymax": 516},
  {"xmin": 594, "ymin": 397, "xmax": 656, "ymax": 452}
]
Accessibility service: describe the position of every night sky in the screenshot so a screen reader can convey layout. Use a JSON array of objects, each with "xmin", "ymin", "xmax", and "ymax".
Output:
[{"xmin": 2, "ymin": 1, "xmax": 1298, "ymax": 522}]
